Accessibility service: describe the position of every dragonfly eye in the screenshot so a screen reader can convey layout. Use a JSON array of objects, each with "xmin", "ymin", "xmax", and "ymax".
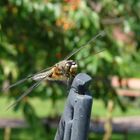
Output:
[
  {"xmin": 72, "ymin": 62, "xmax": 76, "ymax": 65},
  {"xmin": 65, "ymin": 63, "xmax": 70, "ymax": 70},
  {"xmin": 70, "ymin": 63, "xmax": 77, "ymax": 76}
]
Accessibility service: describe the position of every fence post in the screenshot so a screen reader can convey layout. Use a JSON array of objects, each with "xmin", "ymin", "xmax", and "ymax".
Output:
[{"xmin": 54, "ymin": 73, "xmax": 93, "ymax": 140}]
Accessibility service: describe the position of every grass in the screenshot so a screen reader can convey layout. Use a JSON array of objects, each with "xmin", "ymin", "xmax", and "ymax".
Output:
[
  {"xmin": 0, "ymin": 96, "xmax": 140, "ymax": 140},
  {"xmin": 1, "ymin": 96, "xmax": 140, "ymax": 119},
  {"xmin": 0, "ymin": 97, "xmax": 65, "ymax": 119},
  {"xmin": 93, "ymin": 99, "xmax": 140, "ymax": 118}
]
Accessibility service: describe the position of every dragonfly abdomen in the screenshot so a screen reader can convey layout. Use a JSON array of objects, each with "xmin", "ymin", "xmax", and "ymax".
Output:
[{"xmin": 32, "ymin": 70, "xmax": 53, "ymax": 81}]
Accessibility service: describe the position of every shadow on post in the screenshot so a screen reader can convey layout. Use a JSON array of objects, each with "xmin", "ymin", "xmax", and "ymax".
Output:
[{"xmin": 54, "ymin": 73, "xmax": 93, "ymax": 140}]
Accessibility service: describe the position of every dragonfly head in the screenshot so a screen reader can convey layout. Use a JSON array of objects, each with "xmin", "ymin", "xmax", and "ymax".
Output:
[
  {"xmin": 65, "ymin": 60, "xmax": 78, "ymax": 76},
  {"xmin": 57, "ymin": 60, "xmax": 78, "ymax": 77}
]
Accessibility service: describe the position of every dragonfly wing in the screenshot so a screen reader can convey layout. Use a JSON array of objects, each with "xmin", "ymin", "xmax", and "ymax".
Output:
[
  {"xmin": 6, "ymin": 79, "xmax": 43, "ymax": 110},
  {"xmin": 2, "ymin": 66, "xmax": 53, "ymax": 91},
  {"xmin": 64, "ymin": 31, "xmax": 105, "ymax": 60},
  {"xmin": 2, "ymin": 76, "xmax": 32, "ymax": 92},
  {"xmin": 33, "ymin": 66, "xmax": 53, "ymax": 75},
  {"xmin": 6, "ymin": 70, "xmax": 54, "ymax": 110}
]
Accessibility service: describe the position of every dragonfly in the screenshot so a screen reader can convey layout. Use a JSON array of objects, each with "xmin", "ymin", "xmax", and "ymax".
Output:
[{"xmin": 4, "ymin": 31, "xmax": 105, "ymax": 110}]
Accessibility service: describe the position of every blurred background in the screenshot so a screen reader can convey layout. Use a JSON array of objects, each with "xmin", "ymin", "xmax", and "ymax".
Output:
[{"xmin": 0, "ymin": 0, "xmax": 140, "ymax": 140}]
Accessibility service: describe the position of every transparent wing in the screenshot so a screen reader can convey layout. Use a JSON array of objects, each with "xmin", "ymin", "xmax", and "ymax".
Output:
[
  {"xmin": 3, "ymin": 66, "xmax": 53, "ymax": 91},
  {"xmin": 64, "ymin": 31, "xmax": 105, "ymax": 60},
  {"xmin": 34, "ymin": 66, "xmax": 53, "ymax": 75},
  {"xmin": 6, "ymin": 79, "xmax": 43, "ymax": 110},
  {"xmin": 77, "ymin": 49, "xmax": 106, "ymax": 62},
  {"xmin": 5, "ymin": 70, "xmax": 54, "ymax": 110},
  {"xmin": 2, "ymin": 76, "xmax": 31, "ymax": 92}
]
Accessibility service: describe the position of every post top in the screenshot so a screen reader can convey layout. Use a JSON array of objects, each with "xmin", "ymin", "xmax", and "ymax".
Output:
[{"xmin": 71, "ymin": 73, "xmax": 92, "ymax": 94}]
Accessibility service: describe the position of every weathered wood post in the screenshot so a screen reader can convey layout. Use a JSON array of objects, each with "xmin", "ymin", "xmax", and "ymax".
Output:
[{"xmin": 54, "ymin": 73, "xmax": 93, "ymax": 140}]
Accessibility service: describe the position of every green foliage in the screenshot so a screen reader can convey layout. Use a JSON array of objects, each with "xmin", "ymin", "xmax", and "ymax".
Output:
[
  {"xmin": 23, "ymin": 102, "xmax": 47, "ymax": 140},
  {"xmin": 0, "ymin": 0, "xmax": 140, "ymax": 137}
]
